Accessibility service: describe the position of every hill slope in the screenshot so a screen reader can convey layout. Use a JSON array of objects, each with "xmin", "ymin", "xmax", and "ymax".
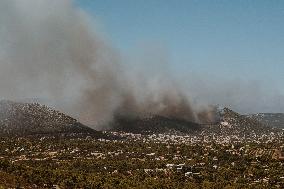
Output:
[
  {"xmin": 0, "ymin": 100, "xmax": 99, "ymax": 137},
  {"xmin": 203, "ymin": 108, "xmax": 275, "ymax": 136},
  {"xmin": 110, "ymin": 114, "xmax": 202, "ymax": 134},
  {"xmin": 248, "ymin": 113, "xmax": 284, "ymax": 129}
]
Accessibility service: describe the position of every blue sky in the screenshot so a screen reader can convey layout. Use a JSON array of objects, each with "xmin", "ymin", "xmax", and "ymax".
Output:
[{"xmin": 75, "ymin": 0, "xmax": 284, "ymax": 94}]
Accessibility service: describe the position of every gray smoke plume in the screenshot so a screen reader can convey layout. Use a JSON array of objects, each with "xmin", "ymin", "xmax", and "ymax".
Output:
[{"xmin": 0, "ymin": 0, "xmax": 217, "ymax": 128}]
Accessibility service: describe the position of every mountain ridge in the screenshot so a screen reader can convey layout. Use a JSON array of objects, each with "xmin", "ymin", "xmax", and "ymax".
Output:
[
  {"xmin": 0, "ymin": 100, "xmax": 281, "ymax": 137},
  {"xmin": 110, "ymin": 107, "xmax": 279, "ymax": 136}
]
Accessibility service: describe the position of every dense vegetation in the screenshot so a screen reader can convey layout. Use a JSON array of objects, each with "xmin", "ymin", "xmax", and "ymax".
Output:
[{"xmin": 0, "ymin": 133, "xmax": 283, "ymax": 188}]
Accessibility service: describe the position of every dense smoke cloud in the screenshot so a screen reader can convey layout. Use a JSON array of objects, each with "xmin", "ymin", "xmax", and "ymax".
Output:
[{"xmin": 0, "ymin": 0, "xmax": 217, "ymax": 128}]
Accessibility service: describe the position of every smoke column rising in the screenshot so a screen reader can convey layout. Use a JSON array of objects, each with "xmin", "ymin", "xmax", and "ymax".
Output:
[{"xmin": 0, "ymin": 0, "xmax": 216, "ymax": 128}]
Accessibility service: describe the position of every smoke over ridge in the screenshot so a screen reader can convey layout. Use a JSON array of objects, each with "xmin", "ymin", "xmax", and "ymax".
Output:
[{"xmin": 0, "ymin": 0, "xmax": 217, "ymax": 128}]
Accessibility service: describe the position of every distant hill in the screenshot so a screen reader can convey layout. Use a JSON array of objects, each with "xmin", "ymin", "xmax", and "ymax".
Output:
[
  {"xmin": 0, "ymin": 100, "xmax": 102, "ymax": 137},
  {"xmin": 2, "ymin": 99, "xmax": 277, "ymax": 138},
  {"xmin": 203, "ymin": 107, "xmax": 275, "ymax": 136},
  {"xmin": 248, "ymin": 113, "xmax": 284, "ymax": 129},
  {"xmin": 110, "ymin": 114, "xmax": 202, "ymax": 134},
  {"xmin": 110, "ymin": 108, "xmax": 279, "ymax": 136}
]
